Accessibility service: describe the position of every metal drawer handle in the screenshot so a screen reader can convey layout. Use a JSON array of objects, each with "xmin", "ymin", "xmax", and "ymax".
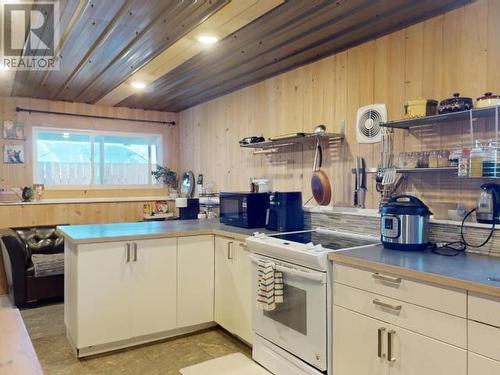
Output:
[
  {"xmin": 126, "ymin": 243, "xmax": 131, "ymax": 263},
  {"xmin": 227, "ymin": 241, "xmax": 233, "ymax": 260},
  {"xmin": 387, "ymin": 330, "xmax": 396, "ymax": 362},
  {"xmin": 377, "ymin": 327, "xmax": 386, "ymax": 358},
  {"xmin": 133, "ymin": 242, "xmax": 138, "ymax": 262},
  {"xmin": 372, "ymin": 273, "xmax": 402, "ymax": 284},
  {"xmin": 373, "ymin": 299, "xmax": 402, "ymax": 311}
]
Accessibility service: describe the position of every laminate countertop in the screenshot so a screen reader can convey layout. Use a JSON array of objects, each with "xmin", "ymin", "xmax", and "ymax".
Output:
[
  {"xmin": 0, "ymin": 309, "xmax": 43, "ymax": 375},
  {"xmin": 329, "ymin": 244, "xmax": 500, "ymax": 298},
  {"xmin": 58, "ymin": 218, "xmax": 272, "ymax": 244}
]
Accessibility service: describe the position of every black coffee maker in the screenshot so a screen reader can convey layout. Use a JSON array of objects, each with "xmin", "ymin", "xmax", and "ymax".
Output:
[
  {"xmin": 476, "ymin": 183, "xmax": 500, "ymax": 224},
  {"xmin": 266, "ymin": 192, "xmax": 304, "ymax": 232}
]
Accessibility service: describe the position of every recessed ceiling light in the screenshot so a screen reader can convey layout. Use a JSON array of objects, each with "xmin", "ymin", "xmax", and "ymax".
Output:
[
  {"xmin": 131, "ymin": 81, "xmax": 146, "ymax": 89},
  {"xmin": 196, "ymin": 35, "xmax": 218, "ymax": 45}
]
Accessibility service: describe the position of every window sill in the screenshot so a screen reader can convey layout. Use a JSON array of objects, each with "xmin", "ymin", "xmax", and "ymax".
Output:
[
  {"xmin": 42, "ymin": 185, "xmax": 165, "ymax": 190},
  {"xmin": 0, "ymin": 196, "xmax": 174, "ymax": 206}
]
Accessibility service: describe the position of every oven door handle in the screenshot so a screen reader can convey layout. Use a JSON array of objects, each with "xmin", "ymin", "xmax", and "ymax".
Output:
[{"xmin": 249, "ymin": 254, "xmax": 326, "ymax": 283}]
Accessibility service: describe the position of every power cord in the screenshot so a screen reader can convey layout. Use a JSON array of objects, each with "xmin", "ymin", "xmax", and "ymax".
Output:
[
  {"xmin": 429, "ymin": 241, "xmax": 466, "ymax": 257},
  {"xmin": 460, "ymin": 208, "xmax": 496, "ymax": 248},
  {"xmin": 429, "ymin": 207, "xmax": 496, "ymax": 256},
  {"xmin": 303, "ymin": 195, "xmax": 314, "ymax": 207}
]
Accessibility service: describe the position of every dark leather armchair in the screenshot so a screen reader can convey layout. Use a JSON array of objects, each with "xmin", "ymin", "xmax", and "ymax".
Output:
[{"xmin": 0, "ymin": 226, "xmax": 64, "ymax": 306}]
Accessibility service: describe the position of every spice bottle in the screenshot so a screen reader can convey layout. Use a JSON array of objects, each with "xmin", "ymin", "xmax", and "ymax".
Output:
[{"xmin": 458, "ymin": 147, "xmax": 471, "ymax": 177}]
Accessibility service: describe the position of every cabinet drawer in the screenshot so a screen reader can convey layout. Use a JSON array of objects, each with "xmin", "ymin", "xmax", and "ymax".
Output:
[
  {"xmin": 333, "ymin": 283, "xmax": 466, "ymax": 348},
  {"xmin": 333, "ymin": 263, "xmax": 466, "ymax": 317},
  {"xmin": 468, "ymin": 320, "xmax": 500, "ymax": 361},
  {"xmin": 468, "ymin": 352, "xmax": 500, "ymax": 375},
  {"xmin": 469, "ymin": 293, "xmax": 500, "ymax": 327}
]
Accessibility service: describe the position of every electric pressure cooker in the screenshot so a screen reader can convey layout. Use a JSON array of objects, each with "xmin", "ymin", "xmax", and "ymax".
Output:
[{"xmin": 380, "ymin": 195, "xmax": 432, "ymax": 251}]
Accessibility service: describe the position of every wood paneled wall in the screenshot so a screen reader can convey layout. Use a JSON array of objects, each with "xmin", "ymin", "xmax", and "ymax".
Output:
[{"xmin": 179, "ymin": 0, "xmax": 500, "ymax": 214}]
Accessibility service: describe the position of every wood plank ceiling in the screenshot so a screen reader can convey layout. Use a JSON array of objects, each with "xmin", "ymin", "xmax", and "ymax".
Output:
[{"xmin": 9, "ymin": 0, "xmax": 471, "ymax": 112}]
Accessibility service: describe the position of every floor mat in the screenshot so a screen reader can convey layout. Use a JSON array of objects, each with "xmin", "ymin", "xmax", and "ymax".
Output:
[{"xmin": 180, "ymin": 353, "xmax": 271, "ymax": 375}]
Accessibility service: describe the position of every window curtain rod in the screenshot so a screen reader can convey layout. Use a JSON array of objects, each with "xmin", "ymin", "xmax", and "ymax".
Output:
[{"xmin": 15, "ymin": 106, "xmax": 176, "ymax": 126}]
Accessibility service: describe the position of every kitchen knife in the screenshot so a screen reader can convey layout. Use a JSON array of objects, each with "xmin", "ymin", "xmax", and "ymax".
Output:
[
  {"xmin": 354, "ymin": 157, "xmax": 359, "ymax": 207},
  {"xmin": 358, "ymin": 157, "xmax": 367, "ymax": 208}
]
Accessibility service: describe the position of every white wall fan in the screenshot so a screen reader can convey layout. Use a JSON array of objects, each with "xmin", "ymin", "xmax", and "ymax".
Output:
[{"xmin": 356, "ymin": 104, "xmax": 387, "ymax": 144}]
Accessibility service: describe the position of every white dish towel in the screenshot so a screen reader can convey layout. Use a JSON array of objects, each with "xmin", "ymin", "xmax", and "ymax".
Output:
[{"xmin": 256, "ymin": 259, "xmax": 283, "ymax": 311}]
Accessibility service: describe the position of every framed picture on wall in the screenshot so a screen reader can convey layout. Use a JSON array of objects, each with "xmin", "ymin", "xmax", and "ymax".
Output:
[
  {"xmin": 3, "ymin": 121, "xmax": 25, "ymax": 140},
  {"xmin": 3, "ymin": 144, "xmax": 25, "ymax": 164}
]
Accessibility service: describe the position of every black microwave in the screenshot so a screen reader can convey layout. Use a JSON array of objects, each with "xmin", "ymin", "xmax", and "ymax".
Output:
[{"xmin": 219, "ymin": 192, "xmax": 269, "ymax": 228}]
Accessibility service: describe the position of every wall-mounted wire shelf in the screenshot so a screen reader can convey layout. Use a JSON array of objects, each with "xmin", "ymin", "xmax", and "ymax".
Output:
[
  {"xmin": 380, "ymin": 106, "xmax": 499, "ymax": 130},
  {"xmin": 240, "ymin": 132, "xmax": 344, "ymax": 150}
]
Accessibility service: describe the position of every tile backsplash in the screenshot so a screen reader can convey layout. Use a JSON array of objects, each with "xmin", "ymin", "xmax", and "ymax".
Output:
[{"xmin": 306, "ymin": 209, "xmax": 500, "ymax": 257}]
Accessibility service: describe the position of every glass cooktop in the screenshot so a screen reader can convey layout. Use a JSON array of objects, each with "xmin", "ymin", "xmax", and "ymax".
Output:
[{"xmin": 267, "ymin": 229, "xmax": 379, "ymax": 251}]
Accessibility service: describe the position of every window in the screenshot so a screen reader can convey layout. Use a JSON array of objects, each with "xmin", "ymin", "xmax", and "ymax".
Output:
[{"xmin": 34, "ymin": 128, "xmax": 162, "ymax": 187}]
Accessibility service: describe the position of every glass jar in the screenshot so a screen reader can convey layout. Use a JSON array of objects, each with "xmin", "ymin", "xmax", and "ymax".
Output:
[
  {"xmin": 449, "ymin": 146, "xmax": 461, "ymax": 167},
  {"xmin": 438, "ymin": 150, "xmax": 450, "ymax": 167},
  {"xmin": 483, "ymin": 140, "xmax": 500, "ymax": 177},
  {"xmin": 417, "ymin": 151, "xmax": 429, "ymax": 168},
  {"xmin": 428, "ymin": 151, "xmax": 439, "ymax": 168},
  {"xmin": 469, "ymin": 141, "xmax": 485, "ymax": 177},
  {"xmin": 398, "ymin": 152, "xmax": 408, "ymax": 168},
  {"xmin": 406, "ymin": 152, "xmax": 418, "ymax": 168}
]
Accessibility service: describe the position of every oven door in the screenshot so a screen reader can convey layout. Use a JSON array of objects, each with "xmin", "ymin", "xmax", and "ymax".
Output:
[{"xmin": 250, "ymin": 253, "xmax": 327, "ymax": 371}]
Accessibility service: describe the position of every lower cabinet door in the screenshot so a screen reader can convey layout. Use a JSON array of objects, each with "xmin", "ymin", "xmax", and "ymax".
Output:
[
  {"xmin": 77, "ymin": 241, "xmax": 133, "ymax": 347},
  {"xmin": 177, "ymin": 235, "xmax": 215, "ymax": 327},
  {"xmin": 233, "ymin": 241, "xmax": 253, "ymax": 344},
  {"xmin": 332, "ymin": 305, "xmax": 388, "ymax": 375},
  {"xmin": 468, "ymin": 352, "xmax": 500, "ymax": 375},
  {"xmin": 131, "ymin": 238, "xmax": 177, "ymax": 337},
  {"xmin": 215, "ymin": 237, "xmax": 237, "ymax": 333},
  {"xmin": 388, "ymin": 324, "xmax": 466, "ymax": 375}
]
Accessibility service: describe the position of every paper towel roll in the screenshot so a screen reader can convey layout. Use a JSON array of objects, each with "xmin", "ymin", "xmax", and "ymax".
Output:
[{"xmin": 175, "ymin": 197, "xmax": 188, "ymax": 208}]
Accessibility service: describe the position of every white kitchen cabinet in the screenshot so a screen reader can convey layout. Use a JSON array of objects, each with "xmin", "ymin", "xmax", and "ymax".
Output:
[
  {"xmin": 333, "ymin": 306, "xmax": 387, "ymax": 375},
  {"xmin": 332, "ymin": 305, "xmax": 466, "ymax": 375},
  {"xmin": 69, "ymin": 238, "xmax": 177, "ymax": 351},
  {"xmin": 130, "ymin": 238, "xmax": 177, "ymax": 337},
  {"xmin": 215, "ymin": 236, "xmax": 253, "ymax": 344},
  {"xmin": 215, "ymin": 237, "xmax": 235, "ymax": 332},
  {"xmin": 468, "ymin": 352, "xmax": 500, "ymax": 375},
  {"xmin": 76, "ymin": 241, "xmax": 134, "ymax": 347},
  {"xmin": 389, "ymin": 323, "xmax": 466, "ymax": 375},
  {"xmin": 233, "ymin": 240, "xmax": 253, "ymax": 343},
  {"xmin": 332, "ymin": 263, "xmax": 467, "ymax": 375},
  {"xmin": 177, "ymin": 235, "xmax": 215, "ymax": 327}
]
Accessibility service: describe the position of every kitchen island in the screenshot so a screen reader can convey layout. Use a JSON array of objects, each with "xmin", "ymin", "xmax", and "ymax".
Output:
[
  {"xmin": 58, "ymin": 218, "xmax": 266, "ymax": 244},
  {"xmin": 58, "ymin": 219, "xmax": 272, "ymax": 357}
]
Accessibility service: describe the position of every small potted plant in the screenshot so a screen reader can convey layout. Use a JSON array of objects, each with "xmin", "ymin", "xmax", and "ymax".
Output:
[{"xmin": 151, "ymin": 165, "xmax": 179, "ymax": 198}]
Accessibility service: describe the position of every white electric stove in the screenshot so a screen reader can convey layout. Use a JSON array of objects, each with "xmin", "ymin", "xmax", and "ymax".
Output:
[{"xmin": 246, "ymin": 228, "xmax": 379, "ymax": 375}]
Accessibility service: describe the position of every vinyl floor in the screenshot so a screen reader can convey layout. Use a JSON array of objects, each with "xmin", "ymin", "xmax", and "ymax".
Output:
[{"xmin": 21, "ymin": 303, "xmax": 251, "ymax": 375}]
